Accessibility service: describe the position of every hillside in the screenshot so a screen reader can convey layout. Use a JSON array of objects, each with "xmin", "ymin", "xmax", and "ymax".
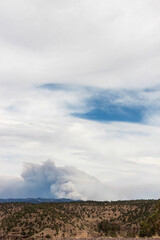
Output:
[{"xmin": 0, "ymin": 199, "xmax": 160, "ymax": 239}]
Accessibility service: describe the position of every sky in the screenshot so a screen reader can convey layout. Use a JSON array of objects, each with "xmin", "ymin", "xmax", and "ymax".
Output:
[{"xmin": 0, "ymin": 0, "xmax": 160, "ymax": 200}]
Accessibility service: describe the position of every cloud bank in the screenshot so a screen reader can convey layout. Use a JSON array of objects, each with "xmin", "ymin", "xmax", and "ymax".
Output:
[{"xmin": 0, "ymin": 0, "xmax": 160, "ymax": 89}]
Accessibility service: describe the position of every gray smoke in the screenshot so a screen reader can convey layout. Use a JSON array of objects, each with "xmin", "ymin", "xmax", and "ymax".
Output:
[
  {"xmin": 1, "ymin": 161, "xmax": 159, "ymax": 200},
  {"xmin": 0, "ymin": 161, "xmax": 108, "ymax": 200}
]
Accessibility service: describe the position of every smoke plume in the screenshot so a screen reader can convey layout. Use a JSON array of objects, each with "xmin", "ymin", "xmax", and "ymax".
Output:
[{"xmin": 0, "ymin": 161, "xmax": 109, "ymax": 200}]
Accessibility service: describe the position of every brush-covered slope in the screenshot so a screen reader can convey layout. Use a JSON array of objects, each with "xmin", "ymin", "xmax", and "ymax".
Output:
[
  {"xmin": 139, "ymin": 202, "xmax": 160, "ymax": 237},
  {"xmin": 0, "ymin": 199, "xmax": 159, "ymax": 239}
]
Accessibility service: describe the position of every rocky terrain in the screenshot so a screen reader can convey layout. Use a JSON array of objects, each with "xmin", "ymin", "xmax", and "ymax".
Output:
[{"xmin": 0, "ymin": 199, "xmax": 160, "ymax": 239}]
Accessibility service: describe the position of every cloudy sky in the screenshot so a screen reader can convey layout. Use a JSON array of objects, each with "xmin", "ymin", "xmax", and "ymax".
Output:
[{"xmin": 0, "ymin": 0, "xmax": 160, "ymax": 200}]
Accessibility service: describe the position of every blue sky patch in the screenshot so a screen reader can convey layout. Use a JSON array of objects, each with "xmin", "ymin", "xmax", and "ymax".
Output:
[
  {"xmin": 73, "ymin": 105, "xmax": 144, "ymax": 123},
  {"xmin": 40, "ymin": 83, "xmax": 157, "ymax": 123}
]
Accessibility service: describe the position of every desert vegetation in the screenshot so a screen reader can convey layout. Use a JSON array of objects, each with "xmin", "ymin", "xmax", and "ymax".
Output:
[{"xmin": 0, "ymin": 199, "xmax": 159, "ymax": 239}]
